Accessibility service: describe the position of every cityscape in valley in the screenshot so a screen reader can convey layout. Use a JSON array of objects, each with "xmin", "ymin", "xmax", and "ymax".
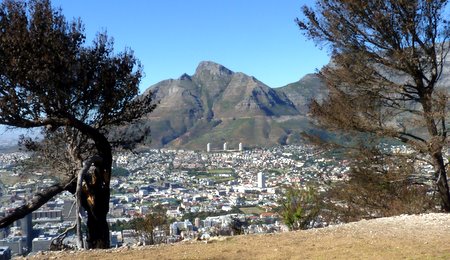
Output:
[
  {"xmin": 0, "ymin": 143, "xmax": 349, "ymax": 255},
  {"xmin": 0, "ymin": 140, "xmax": 442, "ymax": 256}
]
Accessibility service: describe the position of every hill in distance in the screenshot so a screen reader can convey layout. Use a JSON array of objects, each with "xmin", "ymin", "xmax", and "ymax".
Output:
[{"xmin": 137, "ymin": 61, "xmax": 327, "ymax": 149}]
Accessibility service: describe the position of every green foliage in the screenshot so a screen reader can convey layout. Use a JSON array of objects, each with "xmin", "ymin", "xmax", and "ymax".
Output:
[
  {"xmin": 187, "ymin": 168, "xmax": 237, "ymax": 183},
  {"xmin": 207, "ymin": 168, "xmax": 234, "ymax": 174},
  {"xmin": 238, "ymin": 206, "xmax": 264, "ymax": 215},
  {"xmin": 278, "ymin": 185, "xmax": 321, "ymax": 230},
  {"xmin": 229, "ymin": 217, "xmax": 248, "ymax": 235},
  {"xmin": 110, "ymin": 219, "xmax": 136, "ymax": 232},
  {"xmin": 0, "ymin": 0, "xmax": 153, "ymax": 130},
  {"xmin": 112, "ymin": 167, "xmax": 130, "ymax": 177}
]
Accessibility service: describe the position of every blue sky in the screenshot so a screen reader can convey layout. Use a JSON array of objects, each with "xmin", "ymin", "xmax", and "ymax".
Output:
[{"xmin": 51, "ymin": 0, "xmax": 330, "ymax": 92}]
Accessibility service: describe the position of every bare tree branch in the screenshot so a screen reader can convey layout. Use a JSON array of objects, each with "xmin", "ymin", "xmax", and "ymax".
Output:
[{"xmin": 0, "ymin": 177, "xmax": 75, "ymax": 228}]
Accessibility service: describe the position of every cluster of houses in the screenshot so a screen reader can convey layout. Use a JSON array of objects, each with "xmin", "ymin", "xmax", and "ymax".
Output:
[{"xmin": 0, "ymin": 144, "xmax": 359, "ymax": 257}]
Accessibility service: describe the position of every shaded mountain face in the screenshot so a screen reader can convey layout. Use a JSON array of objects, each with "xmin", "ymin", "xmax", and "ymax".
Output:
[
  {"xmin": 139, "ymin": 61, "xmax": 327, "ymax": 149},
  {"xmin": 275, "ymin": 73, "xmax": 327, "ymax": 113}
]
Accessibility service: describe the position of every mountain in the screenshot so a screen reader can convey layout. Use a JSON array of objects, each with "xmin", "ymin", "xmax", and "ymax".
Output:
[
  {"xmin": 275, "ymin": 73, "xmax": 327, "ymax": 113},
  {"xmin": 138, "ymin": 61, "xmax": 327, "ymax": 149}
]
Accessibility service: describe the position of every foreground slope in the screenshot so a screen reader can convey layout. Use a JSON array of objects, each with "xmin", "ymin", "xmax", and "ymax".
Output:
[{"xmin": 31, "ymin": 213, "xmax": 450, "ymax": 259}]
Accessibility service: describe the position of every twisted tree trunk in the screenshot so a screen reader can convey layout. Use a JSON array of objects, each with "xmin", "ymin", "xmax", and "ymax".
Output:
[
  {"xmin": 75, "ymin": 155, "xmax": 104, "ymax": 249},
  {"xmin": 82, "ymin": 159, "xmax": 111, "ymax": 249},
  {"xmin": 422, "ymin": 95, "xmax": 450, "ymax": 212},
  {"xmin": 67, "ymin": 117, "xmax": 113, "ymax": 248},
  {"xmin": 431, "ymin": 152, "xmax": 450, "ymax": 211}
]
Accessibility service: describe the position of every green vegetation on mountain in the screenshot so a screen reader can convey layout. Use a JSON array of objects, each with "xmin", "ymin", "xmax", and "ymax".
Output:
[{"xmin": 135, "ymin": 61, "xmax": 328, "ymax": 149}]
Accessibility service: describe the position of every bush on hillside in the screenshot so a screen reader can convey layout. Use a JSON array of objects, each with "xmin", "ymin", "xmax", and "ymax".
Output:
[
  {"xmin": 278, "ymin": 185, "xmax": 322, "ymax": 230},
  {"xmin": 322, "ymin": 148, "xmax": 439, "ymax": 223}
]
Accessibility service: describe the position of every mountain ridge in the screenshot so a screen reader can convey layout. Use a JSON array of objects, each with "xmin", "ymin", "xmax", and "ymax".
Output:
[
  {"xmin": 0, "ymin": 61, "xmax": 324, "ymax": 149},
  {"xmin": 137, "ymin": 61, "xmax": 327, "ymax": 149}
]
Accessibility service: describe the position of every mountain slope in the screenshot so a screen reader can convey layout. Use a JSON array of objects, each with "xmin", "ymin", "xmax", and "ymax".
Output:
[
  {"xmin": 275, "ymin": 73, "xmax": 327, "ymax": 114},
  {"xmin": 140, "ymin": 61, "xmax": 326, "ymax": 149}
]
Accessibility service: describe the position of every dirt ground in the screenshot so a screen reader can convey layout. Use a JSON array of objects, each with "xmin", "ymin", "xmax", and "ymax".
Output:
[{"xmin": 24, "ymin": 213, "xmax": 450, "ymax": 259}]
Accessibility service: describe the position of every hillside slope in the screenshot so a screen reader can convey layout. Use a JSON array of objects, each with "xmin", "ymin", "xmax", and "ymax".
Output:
[
  {"xmin": 30, "ymin": 213, "xmax": 450, "ymax": 259},
  {"xmin": 136, "ymin": 61, "xmax": 327, "ymax": 149}
]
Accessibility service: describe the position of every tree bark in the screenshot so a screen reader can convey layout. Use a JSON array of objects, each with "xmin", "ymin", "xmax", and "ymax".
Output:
[
  {"xmin": 420, "ymin": 94, "xmax": 450, "ymax": 211},
  {"xmin": 77, "ymin": 153, "xmax": 111, "ymax": 249},
  {"xmin": 75, "ymin": 156, "xmax": 103, "ymax": 249},
  {"xmin": 67, "ymin": 116, "xmax": 112, "ymax": 249},
  {"xmin": 83, "ymin": 174, "xmax": 111, "ymax": 249},
  {"xmin": 431, "ymin": 152, "xmax": 450, "ymax": 211}
]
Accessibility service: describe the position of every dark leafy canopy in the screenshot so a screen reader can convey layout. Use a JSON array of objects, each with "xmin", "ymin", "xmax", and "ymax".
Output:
[
  {"xmin": 298, "ymin": 1, "xmax": 450, "ymax": 210},
  {"xmin": 0, "ymin": 0, "xmax": 152, "ymax": 130},
  {"xmin": 0, "ymin": 0, "xmax": 155, "ymax": 249}
]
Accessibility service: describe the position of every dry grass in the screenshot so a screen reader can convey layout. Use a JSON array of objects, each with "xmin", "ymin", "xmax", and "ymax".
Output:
[{"xmin": 28, "ymin": 213, "xmax": 450, "ymax": 260}]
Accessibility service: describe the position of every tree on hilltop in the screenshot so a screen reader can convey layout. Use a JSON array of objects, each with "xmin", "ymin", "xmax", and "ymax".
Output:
[
  {"xmin": 298, "ymin": 1, "xmax": 450, "ymax": 210},
  {"xmin": 133, "ymin": 205, "xmax": 169, "ymax": 245},
  {"xmin": 0, "ymin": 0, "xmax": 155, "ymax": 248}
]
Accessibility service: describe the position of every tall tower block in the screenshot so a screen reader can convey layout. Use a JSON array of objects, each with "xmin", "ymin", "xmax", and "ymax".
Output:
[
  {"xmin": 257, "ymin": 172, "xmax": 266, "ymax": 188},
  {"xmin": 207, "ymin": 143, "xmax": 211, "ymax": 152},
  {"xmin": 239, "ymin": 142, "xmax": 243, "ymax": 151},
  {"xmin": 223, "ymin": 142, "xmax": 227, "ymax": 151}
]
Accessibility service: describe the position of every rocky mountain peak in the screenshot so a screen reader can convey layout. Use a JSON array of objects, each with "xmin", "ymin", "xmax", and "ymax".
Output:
[
  {"xmin": 178, "ymin": 73, "xmax": 192, "ymax": 81},
  {"xmin": 138, "ymin": 62, "xmax": 327, "ymax": 149},
  {"xmin": 194, "ymin": 61, "xmax": 233, "ymax": 77}
]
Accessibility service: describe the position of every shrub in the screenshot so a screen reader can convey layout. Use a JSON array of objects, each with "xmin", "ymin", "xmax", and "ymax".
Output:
[{"xmin": 278, "ymin": 185, "xmax": 321, "ymax": 230}]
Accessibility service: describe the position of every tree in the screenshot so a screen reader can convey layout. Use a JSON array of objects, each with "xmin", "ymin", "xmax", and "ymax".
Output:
[
  {"xmin": 133, "ymin": 206, "xmax": 169, "ymax": 245},
  {"xmin": 278, "ymin": 185, "xmax": 321, "ymax": 230},
  {"xmin": 323, "ymin": 146, "xmax": 437, "ymax": 223},
  {"xmin": 0, "ymin": 0, "xmax": 155, "ymax": 248},
  {"xmin": 298, "ymin": 1, "xmax": 450, "ymax": 211}
]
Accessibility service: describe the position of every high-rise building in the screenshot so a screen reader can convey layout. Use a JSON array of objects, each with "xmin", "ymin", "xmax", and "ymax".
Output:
[
  {"xmin": 170, "ymin": 220, "xmax": 193, "ymax": 236},
  {"xmin": 207, "ymin": 143, "xmax": 211, "ymax": 153},
  {"xmin": 194, "ymin": 217, "xmax": 201, "ymax": 228},
  {"xmin": 257, "ymin": 172, "xmax": 266, "ymax": 188},
  {"xmin": 238, "ymin": 143, "xmax": 243, "ymax": 151},
  {"xmin": 223, "ymin": 142, "xmax": 227, "ymax": 151},
  {"xmin": 14, "ymin": 214, "xmax": 32, "ymax": 252}
]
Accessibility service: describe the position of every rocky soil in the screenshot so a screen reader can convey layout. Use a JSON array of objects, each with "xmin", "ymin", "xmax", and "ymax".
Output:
[{"xmin": 22, "ymin": 213, "xmax": 450, "ymax": 259}]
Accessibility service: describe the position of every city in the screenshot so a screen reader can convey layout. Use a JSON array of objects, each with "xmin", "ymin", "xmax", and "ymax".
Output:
[{"xmin": 0, "ymin": 143, "xmax": 351, "ymax": 257}]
